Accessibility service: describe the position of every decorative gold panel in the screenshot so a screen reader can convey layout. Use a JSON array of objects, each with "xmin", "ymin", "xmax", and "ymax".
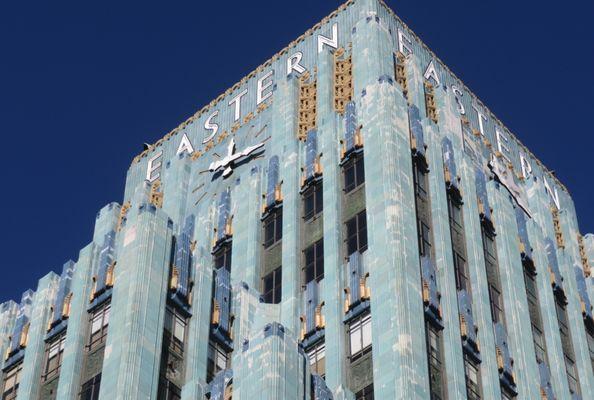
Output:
[
  {"xmin": 298, "ymin": 72, "xmax": 317, "ymax": 140},
  {"xmin": 578, "ymin": 234, "xmax": 591, "ymax": 277},
  {"xmin": 394, "ymin": 52, "xmax": 409, "ymax": 101},
  {"xmin": 150, "ymin": 180, "xmax": 164, "ymax": 208},
  {"xmin": 551, "ymin": 207, "xmax": 564, "ymax": 249},
  {"xmin": 333, "ymin": 47, "xmax": 353, "ymax": 114},
  {"xmin": 424, "ymin": 81, "xmax": 438, "ymax": 123},
  {"xmin": 116, "ymin": 201, "xmax": 131, "ymax": 232}
]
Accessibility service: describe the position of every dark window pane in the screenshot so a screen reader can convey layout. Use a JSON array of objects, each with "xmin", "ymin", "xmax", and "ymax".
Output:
[
  {"xmin": 344, "ymin": 162, "xmax": 355, "ymax": 192},
  {"xmin": 355, "ymin": 155, "xmax": 365, "ymax": 187},
  {"xmin": 303, "ymin": 240, "xmax": 324, "ymax": 285},
  {"xmin": 262, "ymin": 266, "xmax": 282, "ymax": 304},
  {"xmin": 315, "ymin": 183, "xmax": 323, "ymax": 214},
  {"xmin": 214, "ymin": 245, "xmax": 232, "ymax": 271},
  {"xmin": 355, "ymin": 384, "xmax": 374, "ymax": 400},
  {"xmin": 345, "ymin": 211, "xmax": 368, "ymax": 256}
]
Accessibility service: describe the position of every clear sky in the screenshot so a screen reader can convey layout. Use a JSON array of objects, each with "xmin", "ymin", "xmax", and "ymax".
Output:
[{"xmin": 0, "ymin": 0, "xmax": 592, "ymax": 303}]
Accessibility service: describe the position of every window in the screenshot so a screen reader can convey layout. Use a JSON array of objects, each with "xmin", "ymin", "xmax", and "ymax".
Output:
[
  {"xmin": 587, "ymin": 330, "xmax": 594, "ymax": 373},
  {"xmin": 355, "ymin": 384, "xmax": 374, "ymax": 400},
  {"xmin": 207, "ymin": 341, "xmax": 230, "ymax": 383},
  {"xmin": 2, "ymin": 362, "xmax": 22, "ymax": 400},
  {"xmin": 413, "ymin": 161, "xmax": 428, "ymax": 200},
  {"xmin": 80, "ymin": 374, "xmax": 101, "ymax": 400},
  {"xmin": 303, "ymin": 182, "xmax": 323, "ymax": 221},
  {"xmin": 42, "ymin": 333, "xmax": 66, "ymax": 382},
  {"xmin": 263, "ymin": 209, "xmax": 282, "ymax": 248},
  {"xmin": 214, "ymin": 244, "xmax": 232, "ymax": 272},
  {"xmin": 464, "ymin": 354, "xmax": 481, "ymax": 400},
  {"xmin": 345, "ymin": 211, "xmax": 368, "ymax": 256},
  {"xmin": 426, "ymin": 323, "xmax": 445, "ymax": 400},
  {"xmin": 453, "ymin": 251, "xmax": 469, "ymax": 292},
  {"xmin": 418, "ymin": 222, "xmax": 432, "ymax": 257},
  {"xmin": 262, "ymin": 266, "xmax": 282, "ymax": 304},
  {"xmin": 481, "ymin": 227, "xmax": 505, "ymax": 325},
  {"xmin": 555, "ymin": 299, "xmax": 580, "ymax": 395},
  {"xmin": 164, "ymin": 307, "xmax": 187, "ymax": 355},
  {"xmin": 303, "ymin": 239, "xmax": 324, "ymax": 284},
  {"xmin": 348, "ymin": 313, "xmax": 372, "ymax": 361},
  {"xmin": 157, "ymin": 377, "xmax": 181, "ymax": 400},
  {"xmin": 447, "ymin": 194, "xmax": 469, "ymax": 293},
  {"xmin": 306, "ymin": 340, "xmax": 326, "ymax": 377},
  {"xmin": 487, "ymin": 284, "xmax": 504, "ymax": 325},
  {"xmin": 344, "ymin": 154, "xmax": 365, "ymax": 193},
  {"xmin": 523, "ymin": 269, "xmax": 547, "ymax": 364},
  {"xmin": 448, "ymin": 195, "xmax": 463, "ymax": 229},
  {"xmin": 88, "ymin": 303, "xmax": 110, "ymax": 350}
]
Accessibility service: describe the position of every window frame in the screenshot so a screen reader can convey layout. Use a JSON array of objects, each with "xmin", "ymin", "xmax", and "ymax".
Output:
[
  {"xmin": 79, "ymin": 373, "xmax": 101, "ymax": 400},
  {"xmin": 214, "ymin": 244, "xmax": 232, "ymax": 272},
  {"xmin": 306, "ymin": 340, "xmax": 326, "ymax": 378},
  {"xmin": 343, "ymin": 153, "xmax": 365, "ymax": 194},
  {"xmin": 555, "ymin": 298, "xmax": 581, "ymax": 395},
  {"xmin": 302, "ymin": 182, "xmax": 323, "ymax": 221},
  {"xmin": 88, "ymin": 302, "xmax": 111, "ymax": 351},
  {"xmin": 463, "ymin": 354, "xmax": 481, "ymax": 400},
  {"xmin": 262, "ymin": 266, "xmax": 282, "ymax": 304},
  {"xmin": 303, "ymin": 239, "xmax": 324, "ymax": 285},
  {"xmin": 345, "ymin": 210, "xmax": 368, "ymax": 257},
  {"xmin": 207, "ymin": 341, "xmax": 230, "ymax": 383},
  {"xmin": 355, "ymin": 384, "xmax": 374, "ymax": 400},
  {"xmin": 1, "ymin": 362, "xmax": 22, "ymax": 400},
  {"xmin": 426, "ymin": 323, "xmax": 445, "ymax": 400},
  {"xmin": 263, "ymin": 208, "xmax": 283, "ymax": 249},
  {"xmin": 42, "ymin": 332, "xmax": 66, "ymax": 382},
  {"xmin": 157, "ymin": 376, "xmax": 181, "ymax": 400},
  {"xmin": 164, "ymin": 306, "xmax": 187, "ymax": 355},
  {"xmin": 348, "ymin": 312, "xmax": 372, "ymax": 362}
]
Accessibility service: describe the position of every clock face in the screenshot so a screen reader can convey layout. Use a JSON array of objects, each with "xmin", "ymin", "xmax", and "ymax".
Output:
[{"xmin": 208, "ymin": 123, "xmax": 268, "ymax": 180}]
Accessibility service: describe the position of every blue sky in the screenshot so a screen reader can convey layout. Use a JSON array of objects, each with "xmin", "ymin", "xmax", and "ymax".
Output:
[{"xmin": 0, "ymin": 0, "xmax": 593, "ymax": 303}]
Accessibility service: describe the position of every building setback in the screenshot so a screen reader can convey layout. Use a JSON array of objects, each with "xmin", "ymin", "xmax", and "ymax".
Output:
[{"xmin": 2, "ymin": 0, "xmax": 594, "ymax": 399}]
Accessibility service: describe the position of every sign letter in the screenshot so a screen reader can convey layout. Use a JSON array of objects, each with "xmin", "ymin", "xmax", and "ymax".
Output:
[
  {"xmin": 398, "ymin": 29, "xmax": 413, "ymax": 56},
  {"xmin": 229, "ymin": 89, "xmax": 248, "ymax": 122},
  {"xmin": 520, "ymin": 153, "xmax": 532, "ymax": 179},
  {"xmin": 176, "ymin": 133, "xmax": 195, "ymax": 156},
  {"xmin": 287, "ymin": 52, "xmax": 306, "ymax": 76},
  {"xmin": 472, "ymin": 105, "xmax": 488, "ymax": 136},
  {"xmin": 495, "ymin": 129, "xmax": 511, "ymax": 162},
  {"xmin": 203, "ymin": 111, "xmax": 219, "ymax": 144},
  {"xmin": 146, "ymin": 151, "xmax": 163, "ymax": 183},
  {"xmin": 257, "ymin": 70, "xmax": 274, "ymax": 105},
  {"xmin": 423, "ymin": 60, "xmax": 440, "ymax": 86},
  {"xmin": 451, "ymin": 85, "xmax": 465, "ymax": 115},
  {"xmin": 543, "ymin": 176, "xmax": 561, "ymax": 209},
  {"xmin": 318, "ymin": 23, "xmax": 338, "ymax": 53}
]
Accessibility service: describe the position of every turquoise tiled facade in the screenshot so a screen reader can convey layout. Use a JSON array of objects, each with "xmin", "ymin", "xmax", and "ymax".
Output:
[{"xmin": 2, "ymin": 1, "xmax": 593, "ymax": 399}]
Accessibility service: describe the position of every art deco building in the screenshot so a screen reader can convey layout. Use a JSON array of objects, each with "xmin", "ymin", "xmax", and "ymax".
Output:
[{"xmin": 2, "ymin": 0, "xmax": 593, "ymax": 399}]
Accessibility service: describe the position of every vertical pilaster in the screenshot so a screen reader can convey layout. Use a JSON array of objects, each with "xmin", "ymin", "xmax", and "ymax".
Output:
[
  {"xmin": 55, "ymin": 244, "xmax": 96, "ymax": 399},
  {"xmin": 489, "ymin": 183, "xmax": 541, "ymax": 399},
  {"xmin": 16, "ymin": 272, "xmax": 59, "ymax": 400},
  {"xmin": 526, "ymin": 177, "xmax": 571, "ymax": 397},
  {"xmin": 458, "ymin": 159, "xmax": 500, "ymax": 399},
  {"xmin": 425, "ymin": 124, "xmax": 467, "ymax": 399},
  {"xmin": 231, "ymin": 167, "xmax": 262, "ymax": 289},
  {"xmin": 0, "ymin": 301, "xmax": 18, "ymax": 375},
  {"xmin": 180, "ymin": 199, "xmax": 215, "ymax": 400},
  {"xmin": 318, "ymin": 47, "xmax": 350, "ymax": 397},
  {"xmin": 353, "ymin": 9, "xmax": 429, "ymax": 399},
  {"xmin": 275, "ymin": 75, "xmax": 301, "ymax": 336},
  {"xmin": 98, "ymin": 203, "xmax": 173, "ymax": 400}
]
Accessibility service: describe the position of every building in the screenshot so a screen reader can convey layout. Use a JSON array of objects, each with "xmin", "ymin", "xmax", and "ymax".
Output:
[{"xmin": 2, "ymin": 0, "xmax": 594, "ymax": 399}]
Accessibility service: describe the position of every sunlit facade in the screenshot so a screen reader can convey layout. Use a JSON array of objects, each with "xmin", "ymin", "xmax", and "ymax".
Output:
[{"xmin": 2, "ymin": 0, "xmax": 594, "ymax": 399}]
